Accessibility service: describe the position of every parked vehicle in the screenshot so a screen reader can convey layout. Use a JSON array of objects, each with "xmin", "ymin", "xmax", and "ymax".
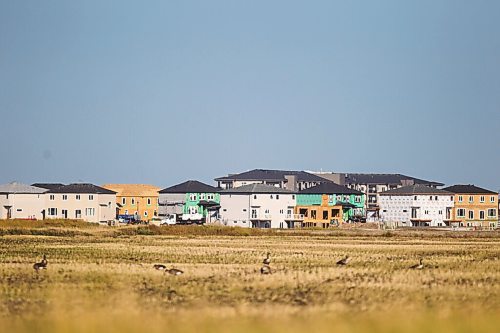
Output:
[{"xmin": 159, "ymin": 214, "xmax": 177, "ymax": 226}]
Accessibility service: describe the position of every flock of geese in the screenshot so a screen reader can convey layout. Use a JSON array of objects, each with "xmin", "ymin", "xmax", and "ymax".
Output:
[{"xmin": 32, "ymin": 253, "xmax": 426, "ymax": 274}]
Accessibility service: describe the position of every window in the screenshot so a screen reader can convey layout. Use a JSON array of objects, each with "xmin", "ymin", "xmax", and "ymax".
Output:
[
  {"xmin": 200, "ymin": 194, "xmax": 205, "ymax": 200},
  {"xmin": 438, "ymin": 210, "xmax": 443, "ymax": 215},
  {"xmin": 450, "ymin": 196, "xmax": 453, "ymax": 201},
  {"xmin": 322, "ymin": 210, "xmax": 328, "ymax": 220},
  {"xmin": 468, "ymin": 210, "xmax": 474, "ymax": 219},
  {"xmin": 429, "ymin": 196, "xmax": 433, "ymax": 201},
  {"xmin": 50, "ymin": 195, "xmax": 55, "ymax": 200},
  {"xmin": 251, "ymin": 209, "xmax": 257, "ymax": 219},
  {"xmin": 480, "ymin": 196, "xmax": 485, "ymax": 203},
  {"xmin": 292, "ymin": 195, "xmax": 295, "ymax": 200},
  {"xmin": 414, "ymin": 196, "xmax": 417, "ymax": 201},
  {"xmin": 491, "ymin": 196, "xmax": 496, "ymax": 203},
  {"xmin": 207, "ymin": 194, "xmax": 214, "ymax": 200},
  {"xmin": 125, "ymin": 210, "xmax": 128, "ymax": 215},
  {"xmin": 458, "ymin": 196, "xmax": 463, "ymax": 202},
  {"xmin": 144, "ymin": 211, "xmax": 148, "ymax": 217},
  {"xmin": 479, "ymin": 211, "xmax": 485, "ymax": 220},
  {"xmin": 270, "ymin": 195, "xmax": 273, "ymax": 199},
  {"xmin": 435, "ymin": 196, "xmax": 438, "ymax": 200},
  {"xmin": 189, "ymin": 194, "xmax": 197, "ymax": 201},
  {"xmin": 488, "ymin": 209, "xmax": 497, "ymax": 217},
  {"xmin": 131, "ymin": 198, "xmax": 135, "ymax": 205},
  {"xmin": 424, "ymin": 210, "xmax": 429, "ymax": 215},
  {"xmin": 311, "ymin": 210, "xmax": 317, "ymax": 219},
  {"xmin": 469, "ymin": 196, "xmax": 473, "ymax": 203},
  {"xmin": 89, "ymin": 195, "xmax": 94, "ymax": 200},
  {"xmin": 355, "ymin": 196, "xmax": 361, "ymax": 203},
  {"xmin": 280, "ymin": 209, "xmax": 284, "ymax": 214},
  {"xmin": 63, "ymin": 195, "xmax": 67, "ymax": 201},
  {"xmin": 253, "ymin": 195, "xmax": 257, "ymax": 199},
  {"xmin": 147, "ymin": 198, "xmax": 151, "ymax": 205},
  {"xmin": 48, "ymin": 208, "xmax": 57, "ymax": 216},
  {"xmin": 411, "ymin": 208, "xmax": 418, "ymax": 218},
  {"xmin": 276, "ymin": 195, "xmax": 279, "ymax": 200},
  {"xmin": 75, "ymin": 210, "xmax": 82, "ymax": 218},
  {"xmin": 85, "ymin": 208, "xmax": 95, "ymax": 216},
  {"xmin": 457, "ymin": 208, "xmax": 466, "ymax": 217},
  {"xmin": 76, "ymin": 195, "xmax": 81, "ymax": 200},
  {"xmin": 122, "ymin": 198, "xmax": 126, "ymax": 205}
]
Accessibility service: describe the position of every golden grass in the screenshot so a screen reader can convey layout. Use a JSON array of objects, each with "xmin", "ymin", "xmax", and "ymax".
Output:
[{"xmin": 0, "ymin": 225, "xmax": 499, "ymax": 332}]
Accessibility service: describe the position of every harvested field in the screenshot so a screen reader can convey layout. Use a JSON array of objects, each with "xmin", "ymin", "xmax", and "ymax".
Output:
[{"xmin": 0, "ymin": 223, "xmax": 499, "ymax": 332}]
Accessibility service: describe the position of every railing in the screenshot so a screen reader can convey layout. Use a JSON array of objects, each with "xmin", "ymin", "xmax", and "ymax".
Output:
[
  {"xmin": 285, "ymin": 214, "xmax": 304, "ymax": 220},
  {"xmin": 250, "ymin": 214, "xmax": 272, "ymax": 220}
]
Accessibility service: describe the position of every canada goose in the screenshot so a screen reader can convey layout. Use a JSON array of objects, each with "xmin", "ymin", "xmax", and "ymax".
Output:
[
  {"xmin": 33, "ymin": 255, "xmax": 48, "ymax": 272},
  {"xmin": 165, "ymin": 268, "xmax": 184, "ymax": 276},
  {"xmin": 410, "ymin": 258, "xmax": 424, "ymax": 270},
  {"xmin": 260, "ymin": 264, "xmax": 272, "ymax": 275},
  {"xmin": 263, "ymin": 252, "xmax": 271, "ymax": 265},
  {"xmin": 153, "ymin": 264, "xmax": 167, "ymax": 271},
  {"xmin": 336, "ymin": 255, "xmax": 350, "ymax": 266}
]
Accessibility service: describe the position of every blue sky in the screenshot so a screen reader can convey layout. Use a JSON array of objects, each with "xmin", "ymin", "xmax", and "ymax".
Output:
[{"xmin": 1, "ymin": 0, "xmax": 499, "ymax": 190}]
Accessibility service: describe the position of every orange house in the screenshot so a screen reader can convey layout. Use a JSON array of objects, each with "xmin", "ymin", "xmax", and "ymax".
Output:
[
  {"xmin": 101, "ymin": 184, "xmax": 160, "ymax": 221},
  {"xmin": 443, "ymin": 185, "xmax": 498, "ymax": 229}
]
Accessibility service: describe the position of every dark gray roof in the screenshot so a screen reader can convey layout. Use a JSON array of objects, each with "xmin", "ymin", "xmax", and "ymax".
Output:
[
  {"xmin": 215, "ymin": 169, "xmax": 327, "ymax": 183},
  {"xmin": 380, "ymin": 184, "xmax": 452, "ymax": 196},
  {"xmin": 0, "ymin": 182, "xmax": 47, "ymax": 194},
  {"xmin": 299, "ymin": 182, "xmax": 362, "ymax": 195},
  {"xmin": 159, "ymin": 180, "xmax": 219, "ymax": 194},
  {"xmin": 342, "ymin": 173, "xmax": 444, "ymax": 186},
  {"xmin": 220, "ymin": 184, "xmax": 295, "ymax": 194},
  {"xmin": 443, "ymin": 185, "xmax": 497, "ymax": 194},
  {"xmin": 48, "ymin": 183, "xmax": 116, "ymax": 194},
  {"xmin": 31, "ymin": 183, "xmax": 65, "ymax": 190}
]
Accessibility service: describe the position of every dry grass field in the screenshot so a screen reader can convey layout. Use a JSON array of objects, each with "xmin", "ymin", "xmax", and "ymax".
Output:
[{"xmin": 0, "ymin": 220, "xmax": 499, "ymax": 333}]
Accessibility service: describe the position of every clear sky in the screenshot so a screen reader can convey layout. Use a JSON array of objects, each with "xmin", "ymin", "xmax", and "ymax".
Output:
[{"xmin": 1, "ymin": 0, "xmax": 499, "ymax": 190}]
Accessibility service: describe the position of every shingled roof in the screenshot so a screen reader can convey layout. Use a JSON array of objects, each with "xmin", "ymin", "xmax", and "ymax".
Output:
[
  {"xmin": 31, "ymin": 183, "xmax": 65, "ymax": 190},
  {"xmin": 48, "ymin": 183, "xmax": 116, "ymax": 194},
  {"xmin": 380, "ymin": 184, "xmax": 451, "ymax": 196},
  {"xmin": 343, "ymin": 173, "xmax": 444, "ymax": 186},
  {"xmin": 0, "ymin": 182, "xmax": 47, "ymax": 194},
  {"xmin": 299, "ymin": 182, "xmax": 362, "ymax": 195},
  {"xmin": 443, "ymin": 185, "xmax": 497, "ymax": 194},
  {"xmin": 220, "ymin": 184, "xmax": 295, "ymax": 194},
  {"xmin": 215, "ymin": 169, "xmax": 327, "ymax": 183},
  {"xmin": 159, "ymin": 180, "xmax": 219, "ymax": 194}
]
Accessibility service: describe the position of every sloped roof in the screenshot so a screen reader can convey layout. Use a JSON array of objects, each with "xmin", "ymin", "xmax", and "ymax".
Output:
[
  {"xmin": 342, "ymin": 173, "xmax": 444, "ymax": 186},
  {"xmin": 48, "ymin": 183, "xmax": 116, "ymax": 194},
  {"xmin": 31, "ymin": 183, "xmax": 65, "ymax": 190},
  {"xmin": 0, "ymin": 182, "xmax": 47, "ymax": 194},
  {"xmin": 220, "ymin": 183, "xmax": 295, "ymax": 194},
  {"xmin": 443, "ymin": 185, "xmax": 497, "ymax": 194},
  {"xmin": 380, "ymin": 184, "xmax": 451, "ymax": 196},
  {"xmin": 299, "ymin": 182, "xmax": 362, "ymax": 195},
  {"xmin": 159, "ymin": 180, "xmax": 219, "ymax": 194},
  {"xmin": 102, "ymin": 184, "xmax": 161, "ymax": 197},
  {"xmin": 215, "ymin": 169, "xmax": 327, "ymax": 182}
]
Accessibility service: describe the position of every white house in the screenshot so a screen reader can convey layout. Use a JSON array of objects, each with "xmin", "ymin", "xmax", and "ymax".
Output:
[
  {"xmin": 219, "ymin": 184, "xmax": 296, "ymax": 228},
  {"xmin": 0, "ymin": 182, "xmax": 47, "ymax": 220},
  {"xmin": 46, "ymin": 183, "xmax": 117, "ymax": 224},
  {"xmin": 379, "ymin": 184, "xmax": 454, "ymax": 227}
]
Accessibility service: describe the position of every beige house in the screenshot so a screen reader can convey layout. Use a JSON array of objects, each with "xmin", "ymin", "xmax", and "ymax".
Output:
[
  {"xmin": 46, "ymin": 183, "xmax": 116, "ymax": 223},
  {"xmin": 0, "ymin": 182, "xmax": 47, "ymax": 220}
]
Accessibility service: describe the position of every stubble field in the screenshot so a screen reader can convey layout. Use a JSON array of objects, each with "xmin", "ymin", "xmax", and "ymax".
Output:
[{"xmin": 0, "ymin": 221, "xmax": 499, "ymax": 333}]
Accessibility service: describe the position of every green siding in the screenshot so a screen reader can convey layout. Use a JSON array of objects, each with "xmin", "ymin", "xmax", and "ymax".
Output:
[
  {"xmin": 298, "ymin": 193, "xmax": 366, "ymax": 220},
  {"xmin": 184, "ymin": 192, "xmax": 221, "ymax": 217}
]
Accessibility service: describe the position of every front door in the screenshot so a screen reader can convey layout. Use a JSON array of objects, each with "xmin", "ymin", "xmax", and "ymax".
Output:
[{"xmin": 62, "ymin": 209, "xmax": 68, "ymax": 219}]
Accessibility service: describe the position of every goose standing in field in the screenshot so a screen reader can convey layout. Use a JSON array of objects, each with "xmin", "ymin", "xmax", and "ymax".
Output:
[
  {"xmin": 336, "ymin": 255, "xmax": 350, "ymax": 266},
  {"xmin": 260, "ymin": 264, "xmax": 272, "ymax": 275},
  {"xmin": 409, "ymin": 258, "xmax": 424, "ymax": 270},
  {"xmin": 33, "ymin": 255, "xmax": 48, "ymax": 272},
  {"xmin": 153, "ymin": 264, "xmax": 167, "ymax": 271},
  {"xmin": 263, "ymin": 252, "xmax": 271, "ymax": 265},
  {"xmin": 165, "ymin": 267, "xmax": 184, "ymax": 276}
]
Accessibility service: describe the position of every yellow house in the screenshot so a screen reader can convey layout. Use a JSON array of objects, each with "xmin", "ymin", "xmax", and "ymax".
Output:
[
  {"xmin": 101, "ymin": 184, "xmax": 160, "ymax": 221},
  {"xmin": 443, "ymin": 185, "xmax": 498, "ymax": 229}
]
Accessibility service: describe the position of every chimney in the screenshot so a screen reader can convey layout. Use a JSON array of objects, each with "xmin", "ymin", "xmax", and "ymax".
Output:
[{"xmin": 284, "ymin": 175, "xmax": 297, "ymax": 192}]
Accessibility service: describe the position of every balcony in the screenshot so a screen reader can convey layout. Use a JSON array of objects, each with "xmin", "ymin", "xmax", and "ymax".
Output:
[
  {"xmin": 250, "ymin": 214, "xmax": 272, "ymax": 221},
  {"xmin": 285, "ymin": 214, "xmax": 304, "ymax": 221}
]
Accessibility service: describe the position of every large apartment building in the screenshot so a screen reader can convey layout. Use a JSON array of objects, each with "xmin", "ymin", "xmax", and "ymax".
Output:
[
  {"xmin": 215, "ymin": 169, "xmax": 327, "ymax": 191},
  {"xmin": 313, "ymin": 172, "xmax": 444, "ymax": 221}
]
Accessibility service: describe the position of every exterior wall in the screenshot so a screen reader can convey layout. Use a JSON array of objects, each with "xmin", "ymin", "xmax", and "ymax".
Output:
[
  {"xmin": 46, "ymin": 193, "xmax": 116, "ymax": 223},
  {"xmin": 220, "ymin": 193, "xmax": 296, "ymax": 228},
  {"xmin": 295, "ymin": 193, "xmax": 365, "ymax": 227},
  {"xmin": 379, "ymin": 194, "xmax": 454, "ymax": 227},
  {"xmin": 218, "ymin": 180, "xmax": 321, "ymax": 191},
  {"xmin": 184, "ymin": 192, "xmax": 220, "ymax": 217},
  {"xmin": 0, "ymin": 193, "xmax": 45, "ymax": 220},
  {"xmin": 118, "ymin": 195, "xmax": 159, "ymax": 220},
  {"xmin": 158, "ymin": 193, "xmax": 185, "ymax": 216},
  {"xmin": 451, "ymin": 193, "xmax": 498, "ymax": 228}
]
